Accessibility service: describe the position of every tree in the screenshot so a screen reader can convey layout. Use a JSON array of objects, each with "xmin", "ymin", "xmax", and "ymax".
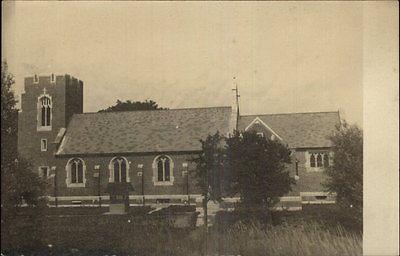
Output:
[
  {"xmin": 192, "ymin": 130, "xmax": 294, "ymax": 219},
  {"xmin": 324, "ymin": 121, "xmax": 363, "ymax": 226},
  {"xmin": 225, "ymin": 131, "xmax": 293, "ymax": 209},
  {"xmin": 1, "ymin": 61, "xmax": 47, "ymax": 250},
  {"xmin": 192, "ymin": 132, "xmax": 225, "ymax": 203},
  {"xmin": 99, "ymin": 99, "xmax": 166, "ymax": 112},
  {"xmin": 191, "ymin": 132, "xmax": 225, "ymax": 255},
  {"xmin": 1, "ymin": 61, "xmax": 18, "ymax": 163}
]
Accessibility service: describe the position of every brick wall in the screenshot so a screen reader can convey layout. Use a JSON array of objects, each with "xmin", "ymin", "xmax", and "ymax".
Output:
[
  {"xmin": 287, "ymin": 149, "xmax": 329, "ymax": 196},
  {"xmin": 52, "ymin": 153, "xmax": 202, "ymax": 199},
  {"xmin": 18, "ymin": 74, "xmax": 83, "ymax": 179}
]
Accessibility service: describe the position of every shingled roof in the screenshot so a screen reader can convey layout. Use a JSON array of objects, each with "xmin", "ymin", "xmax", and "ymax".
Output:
[
  {"xmin": 238, "ymin": 111, "xmax": 340, "ymax": 148},
  {"xmin": 56, "ymin": 107, "xmax": 232, "ymax": 156}
]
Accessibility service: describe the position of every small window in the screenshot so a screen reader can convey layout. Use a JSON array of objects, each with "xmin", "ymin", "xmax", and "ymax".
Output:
[
  {"xmin": 41, "ymin": 139, "xmax": 47, "ymax": 151},
  {"xmin": 256, "ymin": 132, "xmax": 264, "ymax": 138},
  {"xmin": 39, "ymin": 166, "xmax": 49, "ymax": 178},
  {"xmin": 315, "ymin": 195, "xmax": 327, "ymax": 200}
]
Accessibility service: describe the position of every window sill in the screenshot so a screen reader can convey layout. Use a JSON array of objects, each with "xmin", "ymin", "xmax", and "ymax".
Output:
[
  {"xmin": 37, "ymin": 126, "xmax": 52, "ymax": 132},
  {"xmin": 153, "ymin": 181, "xmax": 174, "ymax": 186},
  {"xmin": 67, "ymin": 183, "xmax": 86, "ymax": 188},
  {"xmin": 306, "ymin": 167, "xmax": 325, "ymax": 172}
]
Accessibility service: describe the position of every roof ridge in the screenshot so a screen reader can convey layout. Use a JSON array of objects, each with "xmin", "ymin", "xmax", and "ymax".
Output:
[
  {"xmin": 76, "ymin": 106, "xmax": 232, "ymax": 115},
  {"xmin": 240, "ymin": 110, "xmax": 339, "ymax": 117}
]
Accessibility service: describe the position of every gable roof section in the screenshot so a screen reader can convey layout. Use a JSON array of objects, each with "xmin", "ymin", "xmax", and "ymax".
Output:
[
  {"xmin": 56, "ymin": 107, "xmax": 232, "ymax": 156},
  {"xmin": 238, "ymin": 111, "xmax": 340, "ymax": 148},
  {"xmin": 244, "ymin": 117, "xmax": 283, "ymax": 141}
]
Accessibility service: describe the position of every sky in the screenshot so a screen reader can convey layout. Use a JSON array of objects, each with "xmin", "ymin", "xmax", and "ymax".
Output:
[{"xmin": 2, "ymin": 1, "xmax": 363, "ymax": 126}]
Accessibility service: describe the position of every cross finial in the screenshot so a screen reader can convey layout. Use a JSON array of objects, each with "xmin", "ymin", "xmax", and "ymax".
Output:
[{"xmin": 43, "ymin": 87, "xmax": 47, "ymax": 94}]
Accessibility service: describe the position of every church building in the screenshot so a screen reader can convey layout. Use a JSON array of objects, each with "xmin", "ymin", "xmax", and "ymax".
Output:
[{"xmin": 18, "ymin": 74, "xmax": 340, "ymax": 211}]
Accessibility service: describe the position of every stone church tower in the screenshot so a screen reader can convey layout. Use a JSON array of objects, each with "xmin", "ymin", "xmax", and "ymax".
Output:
[{"xmin": 18, "ymin": 74, "xmax": 83, "ymax": 177}]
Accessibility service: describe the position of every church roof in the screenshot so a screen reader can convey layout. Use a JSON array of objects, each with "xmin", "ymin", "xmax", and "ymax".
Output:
[
  {"xmin": 238, "ymin": 111, "xmax": 340, "ymax": 149},
  {"xmin": 56, "ymin": 106, "xmax": 232, "ymax": 156}
]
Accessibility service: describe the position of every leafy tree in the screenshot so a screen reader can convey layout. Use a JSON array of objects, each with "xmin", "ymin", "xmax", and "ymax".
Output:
[
  {"xmin": 190, "ymin": 132, "xmax": 225, "ymax": 254},
  {"xmin": 225, "ymin": 131, "xmax": 293, "ymax": 209},
  {"xmin": 99, "ymin": 99, "xmax": 167, "ymax": 112},
  {"xmin": 325, "ymin": 121, "xmax": 363, "ymax": 226},
  {"xmin": 1, "ymin": 61, "xmax": 47, "ymax": 250},
  {"xmin": 192, "ymin": 130, "xmax": 294, "ymax": 222},
  {"xmin": 1, "ymin": 61, "xmax": 18, "ymax": 162},
  {"xmin": 192, "ymin": 132, "xmax": 225, "ymax": 204}
]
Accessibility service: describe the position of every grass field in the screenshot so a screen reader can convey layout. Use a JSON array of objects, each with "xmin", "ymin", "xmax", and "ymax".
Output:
[
  {"xmin": 2, "ymin": 206, "xmax": 362, "ymax": 256},
  {"xmin": 4, "ymin": 219, "xmax": 361, "ymax": 256}
]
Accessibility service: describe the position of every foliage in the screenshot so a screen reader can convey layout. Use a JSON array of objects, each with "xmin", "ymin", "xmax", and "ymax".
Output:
[
  {"xmin": 98, "ymin": 99, "xmax": 167, "ymax": 112},
  {"xmin": 191, "ymin": 130, "xmax": 293, "ymax": 224},
  {"xmin": 1, "ymin": 61, "xmax": 48, "ymax": 250},
  {"xmin": 225, "ymin": 130, "xmax": 294, "ymax": 209},
  {"xmin": 324, "ymin": 121, "xmax": 363, "ymax": 226},
  {"xmin": 191, "ymin": 132, "xmax": 225, "ymax": 203},
  {"xmin": 1, "ymin": 61, "xmax": 18, "ymax": 163}
]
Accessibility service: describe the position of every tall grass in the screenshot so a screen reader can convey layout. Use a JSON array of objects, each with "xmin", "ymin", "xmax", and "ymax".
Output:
[
  {"xmin": 201, "ymin": 220, "xmax": 362, "ymax": 256},
  {"xmin": 3, "ymin": 215, "xmax": 362, "ymax": 256}
]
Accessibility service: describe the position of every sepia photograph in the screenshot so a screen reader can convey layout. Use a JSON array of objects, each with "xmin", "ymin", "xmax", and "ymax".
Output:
[{"xmin": 1, "ymin": 1, "xmax": 398, "ymax": 256}]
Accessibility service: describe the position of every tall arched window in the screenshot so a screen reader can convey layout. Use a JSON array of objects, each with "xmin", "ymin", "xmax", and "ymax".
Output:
[
  {"xmin": 109, "ymin": 157, "xmax": 130, "ymax": 183},
  {"xmin": 66, "ymin": 158, "xmax": 86, "ymax": 187},
  {"xmin": 38, "ymin": 96, "xmax": 52, "ymax": 127},
  {"xmin": 316, "ymin": 154, "xmax": 323, "ymax": 167},
  {"xmin": 310, "ymin": 154, "xmax": 316, "ymax": 167},
  {"xmin": 153, "ymin": 155, "xmax": 174, "ymax": 185}
]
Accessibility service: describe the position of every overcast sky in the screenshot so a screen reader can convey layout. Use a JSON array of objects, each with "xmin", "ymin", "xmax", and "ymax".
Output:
[{"xmin": 3, "ymin": 1, "xmax": 363, "ymax": 125}]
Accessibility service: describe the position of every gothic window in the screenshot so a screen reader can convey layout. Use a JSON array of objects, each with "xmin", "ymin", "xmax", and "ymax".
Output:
[
  {"xmin": 316, "ymin": 154, "xmax": 323, "ymax": 167},
  {"xmin": 66, "ymin": 158, "xmax": 86, "ymax": 187},
  {"xmin": 153, "ymin": 155, "xmax": 174, "ymax": 185},
  {"xmin": 309, "ymin": 152, "xmax": 331, "ymax": 169},
  {"xmin": 38, "ymin": 96, "xmax": 52, "ymax": 128},
  {"xmin": 110, "ymin": 157, "xmax": 129, "ymax": 182},
  {"xmin": 310, "ymin": 154, "xmax": 316, "ymax": 167}
]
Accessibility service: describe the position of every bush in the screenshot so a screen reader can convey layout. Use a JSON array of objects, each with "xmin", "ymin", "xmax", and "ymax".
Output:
[{"xmin": 325, "ymin": 121, "xmax": 363, "ymax": 226}]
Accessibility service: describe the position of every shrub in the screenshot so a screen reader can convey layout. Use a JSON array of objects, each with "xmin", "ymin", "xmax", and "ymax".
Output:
[{"xmin": 325, "ymin": 121, "xmax": 363, "ymax": 227}]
